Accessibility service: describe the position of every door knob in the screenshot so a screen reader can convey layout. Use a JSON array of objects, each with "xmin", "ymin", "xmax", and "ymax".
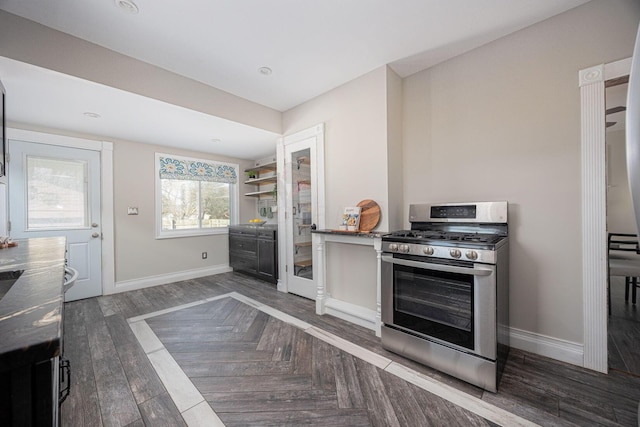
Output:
[{"xmin": 91, "ymin": 232, "xmax": 100, "ymax": 238}]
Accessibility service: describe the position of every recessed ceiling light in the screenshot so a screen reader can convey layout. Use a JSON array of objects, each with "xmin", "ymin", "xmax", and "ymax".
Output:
[
  {"xmin": 115, "ymin": 0, "xmax": 139, "ymax": 14},
  {"xmin": 258, "ymin": 67, "xmax": 272, "ymax": 76},
  {"xmin": 83, "ymin": 112, "xmax": 101, "ymax": 119},
  {"xmin": 211, "ymin": 138, "xmax": 221, "ymax": 143}
]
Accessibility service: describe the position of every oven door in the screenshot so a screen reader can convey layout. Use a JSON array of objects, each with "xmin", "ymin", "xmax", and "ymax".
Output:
[{"xmin": 381, "ymin": 254, "xmax": 496, "ymax": 360}]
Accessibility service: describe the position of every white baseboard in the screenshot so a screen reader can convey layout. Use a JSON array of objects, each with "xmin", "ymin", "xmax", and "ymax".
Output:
[
  {"xmin": 509, "ymin": 326, "xmax": 584, "ymax": 367},
  {"xmin": 323, "ymin": 297, "xmax": 377, "ymax": 331},
  {"xmin": 108, "ymin": 264, "xmax": 232, "ymax": 294},
  {"xmin": 320, "ymin": 300, "xmax": 586, "ymax": 368}
]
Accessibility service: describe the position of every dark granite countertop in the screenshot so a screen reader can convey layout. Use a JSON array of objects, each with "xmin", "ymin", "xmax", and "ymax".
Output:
[
  {"xmin": 0, "ymin": 237, "xmax": 66, "ymax": 373},
  {"xmin": 229, "ymin": 223, "xmax": 278, "ymax": 230},
  {"xmin": 312, "ymin": 229, "xmax": 385, "ymax": 238}
]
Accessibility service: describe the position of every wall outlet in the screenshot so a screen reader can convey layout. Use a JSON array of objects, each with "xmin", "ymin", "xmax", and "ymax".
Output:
[
  {"xmin": 202, "ymin": 252, "xmax": 207, "ymax": 259},
  {"xmin": 127, "ymin": 207, "xmax": 138, "ymax": 215}
]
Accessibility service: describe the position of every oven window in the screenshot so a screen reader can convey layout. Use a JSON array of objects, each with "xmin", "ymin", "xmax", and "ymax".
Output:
[{"xmin": 393, "ymin": 264, "xmax": 474, "ymax": 350}]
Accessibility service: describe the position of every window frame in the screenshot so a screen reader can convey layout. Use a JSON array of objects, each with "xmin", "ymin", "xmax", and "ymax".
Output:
[{"xmin": 155, "ymin": 152, "xmax": 239, "ymax": 239}]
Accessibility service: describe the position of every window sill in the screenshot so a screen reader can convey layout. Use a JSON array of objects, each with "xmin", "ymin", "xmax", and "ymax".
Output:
[{"xmin": 156, "ymin": 228, "xmax": 229, "ymax": 240}]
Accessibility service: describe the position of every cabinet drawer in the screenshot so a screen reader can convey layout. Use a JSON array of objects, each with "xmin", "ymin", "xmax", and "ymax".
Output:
[
  {"xmin": 230, "ymin": 252, "xmax": 257, "ymax": 272},
  {"xmin": 229, "ymin": 227, "xmax": 258, "ymax": 236},
  {"xmin": 229, "ymin": 236, "xmax": 257, "ymax": 253},
  {"xmin": 257, "ymin": 229, "xmax": 276, "ymax": 240}
]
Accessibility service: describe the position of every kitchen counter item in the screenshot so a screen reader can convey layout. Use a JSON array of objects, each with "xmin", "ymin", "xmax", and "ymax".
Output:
[{"xmin": 357, "ymin": 199, "xmax": 381, "ymax": 232}]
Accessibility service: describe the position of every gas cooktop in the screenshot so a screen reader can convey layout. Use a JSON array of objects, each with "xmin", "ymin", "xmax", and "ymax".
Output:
[
  {"xmin": 384, "ymin": 202, "xmax": 509, "ymax": 256},
  {"xmin": 386, "ymin": 230, "xmax": 502, "ymax": 243},
  {"xmin": 383, "ymin": 230, "xmax": 506, "ymax": 248}
]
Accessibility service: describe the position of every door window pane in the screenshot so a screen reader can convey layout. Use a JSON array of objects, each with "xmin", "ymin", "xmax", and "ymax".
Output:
[
  {"xmin": 291, "ymin": 148, "xmax": 313, "ymax": 279},
  {"xmin": 26, "ymin": 156, "xmax": 89, "ymax": 229}
]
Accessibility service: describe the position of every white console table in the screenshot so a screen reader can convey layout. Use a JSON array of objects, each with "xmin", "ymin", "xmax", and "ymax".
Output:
[{"xmin": 312, "ymin": 230, "xmax": 383, "ymax": 336}]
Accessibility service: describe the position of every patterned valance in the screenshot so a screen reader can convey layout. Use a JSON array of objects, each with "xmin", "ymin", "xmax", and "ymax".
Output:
[{"xmin": 159, "ymin": 156, "xmax": 237, "ymax": 184}]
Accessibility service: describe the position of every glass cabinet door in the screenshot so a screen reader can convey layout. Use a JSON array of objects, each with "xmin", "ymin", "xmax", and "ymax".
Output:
[
  {"xmin": 290, "ymin": 148, "xmax": 313, "ymax": 279},
  {"xmin": 282, "ymin": 125, "xmax": 324, "ymax": 301}
]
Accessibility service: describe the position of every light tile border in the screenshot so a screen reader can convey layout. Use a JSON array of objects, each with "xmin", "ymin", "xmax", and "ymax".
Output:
[
  {"xmin": 128, "ymin": 292, "xmax": 539, "ymax": 427},
  {"xmin": 146, "ymin": 349, "xmax": 205, "ymax": 413}
]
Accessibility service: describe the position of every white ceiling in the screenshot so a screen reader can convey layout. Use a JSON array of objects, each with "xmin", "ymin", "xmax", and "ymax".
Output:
[
  {"xmin": 0, "ymin": 0, "xmax": 591, "ymax": 159},
  {"xmin": 0, "ymin": 57, "xmax": 280, "ymax": 159}
]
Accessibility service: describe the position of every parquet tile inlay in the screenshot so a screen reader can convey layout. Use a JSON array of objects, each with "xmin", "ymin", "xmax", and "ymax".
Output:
[{"xmin": 129, "ymin": 292, "xmax": 536, "ymax": 426}]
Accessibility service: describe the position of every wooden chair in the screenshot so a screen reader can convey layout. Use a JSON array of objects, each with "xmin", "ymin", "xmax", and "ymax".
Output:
[{"xmin": 608, "ymin": 233, "xmax": 640, "ymax": 314}]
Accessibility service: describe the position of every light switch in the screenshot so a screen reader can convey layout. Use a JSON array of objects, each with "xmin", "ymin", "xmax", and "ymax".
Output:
[{"xmin": 127, "ymin": 207, "xmax": 139, "ymax": 215}]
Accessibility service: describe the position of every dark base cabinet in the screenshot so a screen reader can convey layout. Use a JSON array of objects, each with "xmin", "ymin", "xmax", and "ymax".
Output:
[
  {"xmin": 0, "ymin": 357, "xmax": 61, "ymax": 426},
  {"xmin": 229, "ymin": 226, "xmax": 278, "ymax": 283}
]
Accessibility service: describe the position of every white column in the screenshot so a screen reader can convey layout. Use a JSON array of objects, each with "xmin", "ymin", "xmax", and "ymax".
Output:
[
  {"xmin": 374, "ymin": 236, "xmax": 382, "ymax": 337},
  {"xmin": 579, "ymin": 64, "xmax": 607, "ymax": 373},
  {"xmin": 314, "ymin": 233, "xmax": 327, "ymax": 314}
]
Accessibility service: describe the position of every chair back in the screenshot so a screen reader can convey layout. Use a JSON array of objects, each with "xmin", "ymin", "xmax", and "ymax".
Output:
[{"xmin": 608, "ymin": 233, "xmax": 640, "ymax": 255}]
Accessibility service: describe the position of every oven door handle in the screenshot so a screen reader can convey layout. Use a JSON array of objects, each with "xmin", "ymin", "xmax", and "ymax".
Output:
[{"xmin": 381, "ymin": 255, "xmax": 493, "ymax": 276}]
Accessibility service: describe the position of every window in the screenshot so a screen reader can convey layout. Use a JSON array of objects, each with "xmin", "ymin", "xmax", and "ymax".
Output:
[
  {"xmin": 26, "ymin": 156, "xmax": 89, "ymax": 229},
  {"xmin": 155, "ymin": 153, "xmax": 239, "ymax": 238}
]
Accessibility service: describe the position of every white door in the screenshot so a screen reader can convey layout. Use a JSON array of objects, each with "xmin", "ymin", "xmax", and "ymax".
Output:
[
  {"xmin": 8, "ymin": 140, "xmax": 102, "ymax": 301},
  {"xmin": 282, "ymin": 125, "xmax": 325, "ymax": 299}
]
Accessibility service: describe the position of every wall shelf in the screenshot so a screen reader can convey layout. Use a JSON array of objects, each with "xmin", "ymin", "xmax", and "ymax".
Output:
[
  {"xmin": 245, "ymin": 176, "xmax": 277, "ymax": 185},
  {"xmin": 245, "ymin": 161, "xmax": 277, "ymax": 174},
  {"xmin": 245, "ymin": 189, "xmax": 275, "ymax": 197},
  {"xmin": 244, "ymin": 158, "xmax": 277, "ymax": 200}
]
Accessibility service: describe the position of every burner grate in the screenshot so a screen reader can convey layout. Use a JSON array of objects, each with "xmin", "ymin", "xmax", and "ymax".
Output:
[{"xmin": 386, "ymin": 230, "xmax": 501, "ymax": 244}]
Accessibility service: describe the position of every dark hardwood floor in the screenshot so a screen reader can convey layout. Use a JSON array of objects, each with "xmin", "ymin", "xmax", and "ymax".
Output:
[
  {"xmin": 61, "ymin": 272, "xmax": 640, "ymax": 426},
  {"xmin": 147, "ymin": 296, "xmax": 501, "ymax": 426},
  {"xmin": 609, "ymin": 276, "xmax": 640, "ymax": 376}
]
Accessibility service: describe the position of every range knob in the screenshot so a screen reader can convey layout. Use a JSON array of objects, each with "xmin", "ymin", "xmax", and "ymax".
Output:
[
  {"xmin": 389, "ymin": 243, "xmax": 398, "ymax": 252},
  {"xmin": 465, "ymin": 250, "xmax": 478, "ymax": 260},
  {"xmin": 422, "ymin": 246, "xmax": 434, "ymax": 255},
  {"xmin": 400, "ymin": 244, "xmax": 410, "ymax": 253},
  {"xmin": 449, "ymin": 249, "xmax": 462, "ymax": 259}
]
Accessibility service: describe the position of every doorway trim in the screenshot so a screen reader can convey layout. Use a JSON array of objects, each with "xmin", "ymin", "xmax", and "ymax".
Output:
[
  {"xmin": 276, "ymin": 123, "xmax": 325, "ymax": 294},
  {"xmin": 6, "ymin": 128, "xmax": 115, "ymax": 296},
  {"xmin": 579, "ymin": 57, "xmax": 631, "ymax": 373}
]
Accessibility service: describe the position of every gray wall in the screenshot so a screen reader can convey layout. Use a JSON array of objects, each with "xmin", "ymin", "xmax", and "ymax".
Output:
[
  {"xmin": 113, "ymin": 138, "xmax": 256, "ymax": 282},
  {"xmin": 402, "ymin": 0, "xmax": 640, "ymax": 343},
  {"xmin": 283, "ymin": 66, "xmax": 392, "ymax": 310}
]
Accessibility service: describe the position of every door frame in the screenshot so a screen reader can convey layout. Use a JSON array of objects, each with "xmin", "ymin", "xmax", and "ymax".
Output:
[
  {"xmin": 7, "ymin": 128, "xmax": 115, "ymax": 296},
  {"xmin": 579, "ymin": 57, "xmax": 631, "ymax": 373},
  {"xmin": 276, "ymin": 123, "xmax": 325, "ymax": 294}
]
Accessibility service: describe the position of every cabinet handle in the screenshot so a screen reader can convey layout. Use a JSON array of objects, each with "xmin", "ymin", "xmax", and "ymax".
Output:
[{"xmin": 59, "ymin": 358, "xmax": 71, "ymax": 404}]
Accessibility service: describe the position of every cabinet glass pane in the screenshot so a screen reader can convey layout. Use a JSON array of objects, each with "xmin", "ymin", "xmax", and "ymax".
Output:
[
  {"xmin": 26, "ymin": 156, "xmax": 89, "ymax": 229},
  {"xmin": 291, "ymin": 148, "xmax": 313, "ymax": 279}
]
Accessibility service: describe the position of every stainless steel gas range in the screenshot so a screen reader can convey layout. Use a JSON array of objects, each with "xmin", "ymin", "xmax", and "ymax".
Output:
[{"xmin": 381, "ymin": 201, "xmax": 509, "ymax": 392}]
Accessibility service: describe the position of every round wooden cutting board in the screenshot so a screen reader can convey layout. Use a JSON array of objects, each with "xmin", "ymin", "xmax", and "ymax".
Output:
[{"xmin": 357, "ymin": 199, "xmax": 381, "ymax": 232}]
